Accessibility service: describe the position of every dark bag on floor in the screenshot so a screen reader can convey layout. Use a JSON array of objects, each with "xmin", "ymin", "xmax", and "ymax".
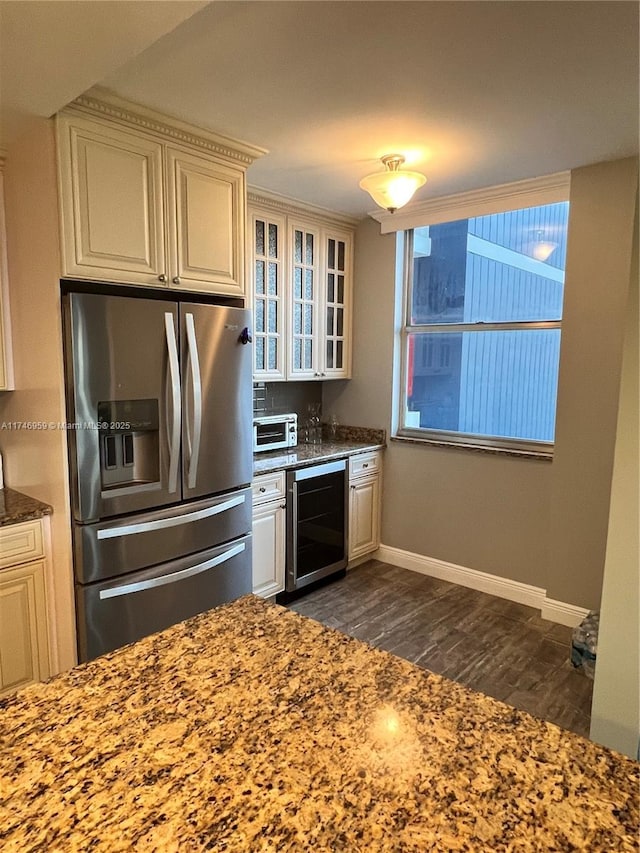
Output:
[{"xmin": 571, "ymin": 610, "xmax": 599, "ymax": 679}]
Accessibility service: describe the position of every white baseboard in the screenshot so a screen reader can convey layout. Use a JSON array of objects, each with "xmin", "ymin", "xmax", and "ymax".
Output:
[
  {"xmin": 375, "ymin": 544, "xmax": 589, "ymax": 628},
  {"xmin": 541, "ymin": 598, "xmax": 590, "ymax": 628}
]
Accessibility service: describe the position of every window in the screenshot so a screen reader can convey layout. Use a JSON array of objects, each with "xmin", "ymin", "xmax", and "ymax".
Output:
[{"xmin": 398, "ymin": 200, "xmax": 569, "ymax": 453}]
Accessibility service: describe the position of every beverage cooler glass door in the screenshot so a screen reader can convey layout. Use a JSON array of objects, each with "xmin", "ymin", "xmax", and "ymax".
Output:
[{"xmin": 286, "ymin": 459, "xmax": 347, "ymax": 591}]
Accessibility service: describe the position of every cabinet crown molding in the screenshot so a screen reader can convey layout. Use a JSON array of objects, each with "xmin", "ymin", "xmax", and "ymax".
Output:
[
  {"xmin": 63, "ymin": 87, "xmax": 267, "ymax": 168},
  {"xmin": 248, "ymin": 187, "xmax": 359, "ymax": 229}
]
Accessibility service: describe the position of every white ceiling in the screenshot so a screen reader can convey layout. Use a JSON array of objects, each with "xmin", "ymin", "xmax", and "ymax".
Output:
[
  {"xmin": 0, "ymin": 1, "xmax": 208, "ymax": 145},
  {"xmin": 2, "ymin": 1, "xmax": 638, "ymax": 218}
]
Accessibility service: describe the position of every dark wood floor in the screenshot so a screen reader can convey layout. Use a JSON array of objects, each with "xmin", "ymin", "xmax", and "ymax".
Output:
[{"xmin": 288, "ymin": 559, "xmax": 594, "ymax": 738}]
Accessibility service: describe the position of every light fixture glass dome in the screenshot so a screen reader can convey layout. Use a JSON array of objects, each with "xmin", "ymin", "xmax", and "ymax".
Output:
[
  {"xmin": 359, "ymin": 155, "xmax": 427, "ymax": 213},
  {"xmin": 531, "ymin": 240, "xmax": 558, "ymax": 262},
  {"xmin": 529, "ymin": 229, "xmax": 558, "ymax": 262}
]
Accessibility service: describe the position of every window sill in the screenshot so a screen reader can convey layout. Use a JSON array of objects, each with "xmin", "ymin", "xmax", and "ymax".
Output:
[{"xmin": 391, "ymin": 433, "xmax": 553, "ymax": 461}]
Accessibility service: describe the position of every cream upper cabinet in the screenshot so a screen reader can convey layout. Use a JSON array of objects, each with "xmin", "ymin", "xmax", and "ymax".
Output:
[
  {"xmin": 166, "ymin": 147, "xmax": 245, "ymax": 295},
  {"xmin": 56, "ymin": 91, "xmax": 265, "ymax": 296},
  {"xmin": 248, "ymin": 193, "xmax": 355, "ymax": 381},
  {"xmin": 321, "ymin": 228, "xmax": 352, "ymax": 378},
  {"xmin": 249, "ymin": 209, "xmax": 287, "ymax": 378},
  {"xmin": 57, "ymin": 116, "xmax": 166, "ymax": 286},
  {"xmin": 288, "ymin": 218, "xmax": 322, "ymax": 379},
  {"xmin": 287, "ymin": 220, "xmax": 353, "ymax": 379}
]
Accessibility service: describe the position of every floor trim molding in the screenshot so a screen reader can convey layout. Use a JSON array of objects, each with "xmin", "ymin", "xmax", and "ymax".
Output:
[
  {"xmin": 375, "ymin": 544, "xmax": 589, "ymax": 627},
  {"xmin": 541, "ymin": 597, "xmax": 591, "ymax": 627}
]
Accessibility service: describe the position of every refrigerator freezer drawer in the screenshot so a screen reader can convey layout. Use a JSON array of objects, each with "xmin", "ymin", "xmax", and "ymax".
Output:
[
  {"xmin": 75, "ymin": 534, "xmax": 252, "ymax": 662},
  {"xmin": 74, "ymin": 488, "xmax": 252, "ymax": 584}
]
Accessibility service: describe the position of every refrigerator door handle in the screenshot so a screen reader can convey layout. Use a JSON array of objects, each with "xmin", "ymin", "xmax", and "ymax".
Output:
[
  {"xmin": 164, "ymin": 312, "xmax": 181, "ymax": 494},
  {"xmin": 184, "ymin": 312, "xmax": 203, "ymax": 490},
  {"xmin": 96, "ymin": 493, "xmax": 246, "ymax": 540},
  {"xmin": 98, "ymin": 541, "xmax": 246, "ymax": 600}
]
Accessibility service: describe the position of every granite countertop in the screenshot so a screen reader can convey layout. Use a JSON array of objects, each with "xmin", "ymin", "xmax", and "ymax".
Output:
[
  {"xmin": 0, "ymin": 487, "xmax": 53, "ymax": 528},
  {"xmin": 1, "ymin": 596, "xmax": 637, "ymax": 852},
  {"xmin": 254, "ymin": 425, "xmax": 386, "ymax": 476}
]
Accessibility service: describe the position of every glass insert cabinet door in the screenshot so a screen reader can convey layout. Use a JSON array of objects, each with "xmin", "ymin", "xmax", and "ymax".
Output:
[
  {"xmin": 249, "ymin": 203, "xmax": 353, "ymax": 382},
  {"xmin": 288, "ymin": 219, "xmax": 320, "ymax": 379},
  {"xmin": 323, "ymin": 229, "xmax": 350, "ymax": 378},
  {"xmin": 251, "ymin": 210, "xmax": 285, "ymax": 378}
]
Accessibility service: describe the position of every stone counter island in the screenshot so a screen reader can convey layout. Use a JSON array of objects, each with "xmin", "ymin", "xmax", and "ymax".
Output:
[{"xmin": 1, "ymin": 596, "xmax": 637, "ymax": 851}]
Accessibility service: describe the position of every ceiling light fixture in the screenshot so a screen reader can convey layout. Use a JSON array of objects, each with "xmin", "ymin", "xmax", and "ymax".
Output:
[
  {"xmin": 359, "ymin": 154, "xmax": 427, "ymax": 213},
  {"xmin": 530, "ymin": 230, "xmax": 558, "ymax": 262}
]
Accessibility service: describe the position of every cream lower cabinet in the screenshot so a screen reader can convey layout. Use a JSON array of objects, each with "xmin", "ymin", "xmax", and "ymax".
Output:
[
  {"xmin": 0, "ymin": 519, "xmax": 50, "ymax": 696},
  {"xmin": 348, "ymin": 452, "xmax": 382, "ymax": 563},
  {"xmin": 251, "ymin": 472, "xmax": 286, "ymax": 597},
  {"xmin": 57, "ymin": 92, "xmax": 265, "ymax": 296}
]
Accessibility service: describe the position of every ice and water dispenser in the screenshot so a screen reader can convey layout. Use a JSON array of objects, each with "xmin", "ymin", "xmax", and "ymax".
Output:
[{"xmin": 98, "ymin": 399, "xmax": 160, "ymax": 491}]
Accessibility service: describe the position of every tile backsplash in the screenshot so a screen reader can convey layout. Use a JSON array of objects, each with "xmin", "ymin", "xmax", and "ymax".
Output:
[{"xmin": 253, "ymin": 382, "xmax": 323, "ymax": 422}]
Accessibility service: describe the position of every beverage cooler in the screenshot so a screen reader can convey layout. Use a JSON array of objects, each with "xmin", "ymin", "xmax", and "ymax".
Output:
[{"xmin": 284, "ymin": 459, "xmax": 347, "ymax": 594}]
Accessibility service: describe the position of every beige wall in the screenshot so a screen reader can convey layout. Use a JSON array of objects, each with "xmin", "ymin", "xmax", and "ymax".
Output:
[
  {"xmin": 325, "ymin": 158, "xmax": 638, "ymax": 609},
  {"xmin": 590, "ymin": 207, "xmax": 639, "ymax": 759},
  {"xmin": 548, "ymin": 158, "xmax": 638, "ymax": 605},
  {"xmin": 323, "ymin": 221, "xmax": 397, "ymax": 431},
  {"xmin": 0, "ymin": 118, "xmax": 76, "ymax": 673}
]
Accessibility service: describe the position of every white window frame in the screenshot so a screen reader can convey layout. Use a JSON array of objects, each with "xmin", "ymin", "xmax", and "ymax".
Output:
[{"xmin": 392, "ymin": 173, "xmax": 571, "ymax": 456}]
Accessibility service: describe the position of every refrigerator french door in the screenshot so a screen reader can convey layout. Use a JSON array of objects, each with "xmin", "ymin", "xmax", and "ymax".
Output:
[{"xmin": 63, "ymin": 289, "xmax": 254, "ymax": 662}]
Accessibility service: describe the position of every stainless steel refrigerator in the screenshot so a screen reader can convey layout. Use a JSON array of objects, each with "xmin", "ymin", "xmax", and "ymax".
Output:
[{"xmin": 63, "ymin": 289, "xmax": 254, "ymax": 662}]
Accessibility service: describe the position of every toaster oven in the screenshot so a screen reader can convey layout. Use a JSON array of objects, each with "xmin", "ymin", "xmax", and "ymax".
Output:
[{"xmin": 253, "ymin": 413, "xmax": 298, "ymax": 453}]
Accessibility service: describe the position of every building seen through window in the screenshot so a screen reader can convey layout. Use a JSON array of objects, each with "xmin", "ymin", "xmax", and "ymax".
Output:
[{"xmin": 403, "ymin": 202, "xmax": 569, "ymax": 448}]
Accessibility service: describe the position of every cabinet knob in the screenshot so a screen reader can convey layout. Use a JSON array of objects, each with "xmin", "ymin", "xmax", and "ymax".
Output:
[
  {"xmin": 172, "ymin": 276, "xmax": 181, "ymax": 285},
  {"xmin": 259, "ymin": 486, "xmax": 266, "ymax": 493},
  {"xmin": 158, "ymin": 274, "xmax": 167, "ymax": 283},
  {"xmin": 363, "ymin": 463, "xmax": 369, "ymax": 468},
  {"xmin": 280, "ymin": 502, "xmax": 286, "ymax": 509},
  {"xmin": 350, "ymin": 485, "xmax": 356, "ymax": 490}
]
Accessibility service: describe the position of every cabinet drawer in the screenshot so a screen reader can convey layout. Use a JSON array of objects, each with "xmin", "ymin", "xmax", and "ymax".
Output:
[
  {"xmin": 252, "ymin": 471, "xmax": 286, "ymax": 504},
  {"xmin": 349, "ymin": 452, "xmax": 381, "ymax": 479},
  {"xmin": 0, "ymin": 520, "xmax": 44, "ymax": 570}
]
